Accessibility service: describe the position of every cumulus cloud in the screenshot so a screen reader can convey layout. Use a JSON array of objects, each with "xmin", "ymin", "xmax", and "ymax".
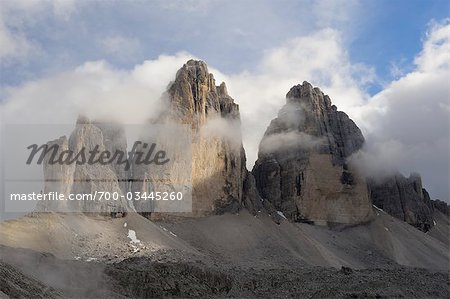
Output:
[
  {"xmin": 350, "ymin": 19, "xmax": 450, "ymax": 200},
  {"xmin": 0, "ymin": 20, "xmax": 35, "ymax": 63},
  {"xmin": 0, "ymin": 0, "xmax": 78, "ymax": 64},
  {"xmin": 210, "ymin": 28, "xmax": 374, "ymax": 169},
  {"xmin": 0, "ymin": 52, "xmax": 195, "ymax": 124},
  {"xmin": 0, "ymin": 13, "xmax": 448, "ymax": 202}
]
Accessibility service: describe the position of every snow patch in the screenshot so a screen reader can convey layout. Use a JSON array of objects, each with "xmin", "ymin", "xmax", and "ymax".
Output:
[
  {"xmin": 127, "ymin": 229, "xmax": 141, "ymax": 244},
  {"xmin": 169, "ymin": 231, "xmax": 177, "ymax": 237},
  {"xmin": 276, "ymin": 211, "xmax": 287, "ymax": 219},
  {"xmin": 373, "ymin": 205, "xmax": 384, "ymax": 212},
  {"xmin": 433, "ymin": 220, "xmax": 436, "ymax": 226},
  {"xmin": 123, "ymin": 222, "xmax": 127, "ymax": 228},
  {"xmin": 86, "ymin": 257, "xmax": 97, "ymax": 262},
  {"xmin": 384, "ymin": 227, "xmax": 389, "ymax": 231}
]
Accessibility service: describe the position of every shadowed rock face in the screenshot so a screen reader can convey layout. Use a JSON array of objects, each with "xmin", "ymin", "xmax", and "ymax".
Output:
[
  {"xmin": 253, "ymin": 82, "xmax": 373, "ymax": 225},
  {"xmin": 368, "ymin": 173, "xmax": 436, "ymax": 232},
  {"xmin": 432, "ymin": 199, "xmax": 450, "ymax": 216}
]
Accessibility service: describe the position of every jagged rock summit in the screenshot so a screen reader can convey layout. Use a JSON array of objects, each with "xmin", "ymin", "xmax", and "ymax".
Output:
[
  {"xmin": 37, "ymin": 61, "xmax": 445, "ymax": 232},
  {"xmin": 169, "ymin": 60, "xmax": 246, "ymax": 216},
  {"xmin": 39, "ymin": 60, "xmax": 247, "ymax": 219},
  {"xmin": 166, "ymin": 60, "xmax": 240, "ymax": 127},
  {"xmin": 253, "ymin": 81, "xmax": 373, "ymax": 225},
  {"xmin": 133, "ymin": 60, "xmax": 247, "ymax": 218}
]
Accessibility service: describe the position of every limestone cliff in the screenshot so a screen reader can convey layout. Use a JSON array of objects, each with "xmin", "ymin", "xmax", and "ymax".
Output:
[
  {"xmin": 132, "ymin": 60, "xmax": 246, "ymax": 217},
  {"xmin": 39, "ymin": 117, "xmax": 130, "ymax": 216},
  {"xmin": 252, "ymin": 82, "xmax": 373, "ymax": 225}
]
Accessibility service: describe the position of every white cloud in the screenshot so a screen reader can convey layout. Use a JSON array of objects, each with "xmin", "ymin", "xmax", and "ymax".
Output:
[
  {"xmin": 211, "ymin": 28, "xmax": 374, "ymax": 169},
  {"xmin": 157, "ymin": 0, "xmax": 212, "ymax": 13},
  {"xmin": 0, "ymin": 0, "xmax": 77, "ymax": 63},
  {"xmin": 1, "ymin": 18, "xmax": 448, "ymax": 201},
  {"xmin": 100, "ymin": 35, "xmax": 144, "ymax": 61},
  {"xmin": 415, "ymin": 19, "xmax": 450, "ymax": 72},
  {"xmin": 0, "ymin": 26, "xmax": 374, "ymax": 170},
  {"xmin": 0, "ymin": 20, "xmax": 35, "ymax": 62},
  {"xmin": 259, "ymin": 132, "xmax": 324, "ymax": 155},
  {"xmin": 0, "ymin": 52, "xmax": 195, "ymax": 124},
  {"xmin": 313, "ymin": 0, "xmax": 361, "ymax": 29},
  {"xmin": 351, "ymin": 20, "xmax": 450, "ymax": 200}
]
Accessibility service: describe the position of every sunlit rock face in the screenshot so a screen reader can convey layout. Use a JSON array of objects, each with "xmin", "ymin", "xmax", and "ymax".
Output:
[
  {"xmin": 253, "ymin": 81, "xmax": 373, "ymax": 225},
  {"xmin": 132, "ymin": 60, "xmax": 247, "ymax": 218},
  {"xmin": 39, "ymin": 117, "xmax": 130, "ymax": 216}
]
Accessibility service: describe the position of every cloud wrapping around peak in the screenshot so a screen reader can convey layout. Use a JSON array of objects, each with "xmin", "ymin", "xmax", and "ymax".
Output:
[
  {"xmin": 0, "ymin": 17, "xmax": 448, "ymax": 201},
  {"xmin": 212, "ymin": 28, "xmax": 374, "ymax": 170},
  {"xmin": 0, "ymin": 52, "xmax": 195, "ymax": 124},
  {"xmin": 350, "ymin": 20, "xmax": 450, "ymax": 200}
]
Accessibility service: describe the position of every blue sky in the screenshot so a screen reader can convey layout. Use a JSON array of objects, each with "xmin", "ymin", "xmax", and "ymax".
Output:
[
  {"xmin": 1, "ymin": 0, "xmax": 448, "ymax": 92},
  {"xmin": 349, "ymin": 0, "xmax": 449, "ymax": 91},
  {"xmin": 0, "ymin": 0, "xmax": 449, "ymax": 201}
]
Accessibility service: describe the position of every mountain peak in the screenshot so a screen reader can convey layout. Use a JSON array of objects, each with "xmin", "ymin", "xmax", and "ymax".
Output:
[
  {"xmin": 253, "ymin": 83, "xmax": 372, "ymax": 224},
  {"xmin": 286, "ymin": 81, "xmax": 332, "ymax": 109}
]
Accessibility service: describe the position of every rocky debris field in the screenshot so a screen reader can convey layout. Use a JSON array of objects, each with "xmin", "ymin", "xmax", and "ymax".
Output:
[
  {"xmin": 104, "ymin": 254, "xmax": 450, "ymax": 299},
  {"xmin": 1, "ymin": 248, "xmax": 449, "ymax": 299}
]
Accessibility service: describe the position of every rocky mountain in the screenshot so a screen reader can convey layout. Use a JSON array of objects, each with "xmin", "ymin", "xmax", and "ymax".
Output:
[
  {"xmin": 252, "ymin": 82, "xmax": 373, "ymax": 225},
  {"xmin": 143, "ymin": 60, "xmax": 246, "ymax": 217},
  {"xmin": 38, "ymin": 60, "xmax": 246, "ymax": 219},
  {"xmin": 169, "ymin": 60, "xmax": 246, "ymax": 215},
  {"xmin": 37, "ymin": 62, "xmax": 447, "ymax": 233},
  {"xmin": 1, "ymin": 60, "xmax": 449, "ymax": 298}
]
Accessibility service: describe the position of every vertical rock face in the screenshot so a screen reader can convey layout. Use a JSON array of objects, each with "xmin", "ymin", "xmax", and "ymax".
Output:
[
  {"xmin": 172, "ymin": 60, "xmax": 246, "ymax": 215},
  {"xmin": 253, "ymin": 82, "xmax": 373, "ymax": 225},
  {"xmin": 38, "ymin": 61, "xmax": 246, "ymax": 218},
  {"xmin": 38, "ymin": 136, "xmax": 76, "ymax": 212},
  {"xmin": 368, "ymin": 173, "xmax": 435, "ymax": 232},
  {"xmin": 133, "ymin": 60, "xmax": 246, "ymax": 217},
  {"xmin": 40, "ymin": 117, "xmax": 130, "ymax": 216}
]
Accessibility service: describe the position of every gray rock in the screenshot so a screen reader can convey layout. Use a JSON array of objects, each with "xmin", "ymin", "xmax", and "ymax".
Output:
[
  {"xmin": 134, "ymin": 60, "xmax": 247, "ymax": 218},
  {"xmin": 40, "ymin": 117, "xmax": 130, "ymax": 216},
  {"xmin": 368, "ymin": 173, "xmax": 435, "ymax": 232},
  {"xmin": 432, "ymin": 199, "xmax": 450, "ymax": 216},
  {"xmin": 93, "ymin": 122, "xmax": 129, "ymax": 194},
  {"xmin": 242, "ymin": 172, "xmax": 283, "ymax": 224},
  {"xmin": 253, "ymin": 82, "xmax": 373, "ymax": 225}
]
